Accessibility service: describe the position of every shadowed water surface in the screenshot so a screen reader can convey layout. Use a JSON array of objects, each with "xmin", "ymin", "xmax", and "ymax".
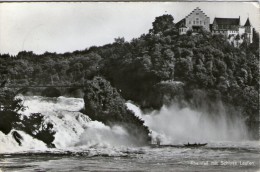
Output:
[{"xmin": 0, "ymin": 141, "xmax": 259, "ymax": 172}]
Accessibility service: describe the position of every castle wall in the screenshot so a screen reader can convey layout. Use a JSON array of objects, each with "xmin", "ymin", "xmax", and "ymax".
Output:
[
  {"xmin": 245, "ymin": 26, "xmax": 253, "ymax": 43},
  {"xmin": 239, "ymin": 27, "xmax": 245, "ymax": 35},
  {"xmin": 185, "ymin": 8, "xmax": 210, "ymax": 31},
  {"xmin": 179, "ymin": 27, "xmax": 188, "ymax": 35}
]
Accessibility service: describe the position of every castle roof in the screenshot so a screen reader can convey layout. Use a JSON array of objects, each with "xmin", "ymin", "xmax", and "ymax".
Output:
[
  {"xmin": 214, "ymin": 17, "xmax": 240, "ymax": 25},
  {"xmin": 176, "ymin": 18, "xmax": 186, "ymax": 28},
  {"xmin": 244, "ymin": 18, "xmax": 251, "ymax": 26},
  {"xmin": 186, "ymin": 7, "xmax": 209, "ymax": 18}
]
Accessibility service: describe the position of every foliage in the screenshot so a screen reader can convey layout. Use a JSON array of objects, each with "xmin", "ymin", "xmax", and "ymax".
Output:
[
  {"xmin": 84, "ymin": 77, "xmax": 151, "ymax": 145},
  {"xmin": 0, "ymin": 14, "xmax": 259, "ymax": 139},
  {"xmin": 150, "ymin": 14, "xmax": 177, "ymax": 35},
  {"xmin": 0, "ymin": 88, "xmax": 25, "ymax": 112},
  {"xmin": 0, "ymin": 88, "xmax": 56, "ymax": 146},
  {"xmin": 0, "ymin": 88, "xmax": 25, "ymax": 134},
  {"xmin": 15, "ymin": 113, "xmax": 56, "ymax": 147}
]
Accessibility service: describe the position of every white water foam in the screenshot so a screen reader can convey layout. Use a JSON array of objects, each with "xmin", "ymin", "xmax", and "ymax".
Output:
[
  {"xmin": 0, "ymin": 96, "xmax": 135, "ymax": 153},
  {"xmin": 0, "ymin": 96, "xmax": 250, "ymax": 153},
  {"xmin": 0, "ymin": 130, "xmax": 47, "ymax": 153},
  {"xmin": 126, "ymin": 102, "xmax": 248, "ymax": 145}
]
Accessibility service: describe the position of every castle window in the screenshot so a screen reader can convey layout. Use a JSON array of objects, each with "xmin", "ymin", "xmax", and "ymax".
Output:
[
  {"xmin": 196, "ymin": 13, "xmax": 199, "ymax": 15},
  {"xmin": 200, "ymin": 21, "xmax": 202, "ymax": 25},
  {"xmin": 204, "ymin": 21, "xmax": 206, "ymax": 25},
  {"xmin": 193, "ymin": 21, "xmax": 195, "ymax": 24}
]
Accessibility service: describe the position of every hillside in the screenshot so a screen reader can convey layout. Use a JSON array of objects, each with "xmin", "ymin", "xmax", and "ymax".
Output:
[{"xmin": 0, "ymin": 14, "xmax": 259, "ymax": 139}]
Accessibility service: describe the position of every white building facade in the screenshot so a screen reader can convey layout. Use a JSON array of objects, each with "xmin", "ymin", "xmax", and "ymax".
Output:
[{"xmin": 176, "ymin": 7, "xmax": 253, "ymax": 44}]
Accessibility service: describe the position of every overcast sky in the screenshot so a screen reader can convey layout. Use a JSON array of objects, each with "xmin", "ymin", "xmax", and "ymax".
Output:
[{"xmin": 0, "ymin": 2, "xmax": 259, "ymax": 55}]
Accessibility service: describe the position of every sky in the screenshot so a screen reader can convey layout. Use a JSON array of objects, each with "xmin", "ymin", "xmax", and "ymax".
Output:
[{"xmin": 0, "ymin": 2, "xmax": 259, "ymax": 55}]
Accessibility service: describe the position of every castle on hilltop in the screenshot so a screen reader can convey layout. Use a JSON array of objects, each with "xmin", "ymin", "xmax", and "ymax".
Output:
[{"xmin": 176, "ymin": 7, "xmax": 253, "ymax": 45}]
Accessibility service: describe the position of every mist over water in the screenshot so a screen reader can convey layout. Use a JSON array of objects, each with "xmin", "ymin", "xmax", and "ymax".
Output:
[
  {"xmin": 126, "ymin": 102, "xmax": 249, "ymax": 144},
  {"xmin": 77, "ymin": 122, "xmax": 137, "ymax": 148},
  {"xmin": 1, "ymin": 96, "xmax": 259, "ymax": 172},
  {"xmin": 0, "ymin": 96, "xmax": 140, "ymax": 153},
  {"xmin": 0, "ymin": 96, "xmax": 250, "ymax": 154}
]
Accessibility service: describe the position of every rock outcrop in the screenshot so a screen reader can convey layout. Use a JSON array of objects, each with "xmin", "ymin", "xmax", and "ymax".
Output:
[{"xmin": 83, "ymin": 77, "xmax": 151, "ymax": 145}]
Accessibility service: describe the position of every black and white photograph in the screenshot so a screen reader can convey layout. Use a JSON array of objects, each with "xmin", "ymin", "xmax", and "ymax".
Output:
[{"xmin": 0, "ymin": 1, "xmax": 259, "ymax": 171}]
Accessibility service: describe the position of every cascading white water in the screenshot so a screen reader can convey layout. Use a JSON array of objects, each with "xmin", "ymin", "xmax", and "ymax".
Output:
[
  {"xmin": 0, "ymin": 96, "xmax": 135, "ymax": 153},
  {"xmin": 0, "ymin": 96, "xmax": 249, "ymax": 154},
  {"xmin": 126, "ymin": 102, "xmax": 249, "ymax": 145},
  {"xmin": 0, "ymin": 97, "xmax": 258, "ymax": 172},
  {"xmin": 0, "ymin": 130, "xmax": 47, "ymax": 153}
]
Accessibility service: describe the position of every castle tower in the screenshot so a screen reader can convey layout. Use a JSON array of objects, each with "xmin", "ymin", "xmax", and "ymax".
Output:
[{"xmin": 244, "ymin": 18, "xmax": 253, "ymax": 43}]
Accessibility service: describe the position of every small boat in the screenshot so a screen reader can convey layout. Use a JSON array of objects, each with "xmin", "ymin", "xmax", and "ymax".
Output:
[{"xmin": 184, "ymin": 143, "xmax": 207, "ymax": 147}]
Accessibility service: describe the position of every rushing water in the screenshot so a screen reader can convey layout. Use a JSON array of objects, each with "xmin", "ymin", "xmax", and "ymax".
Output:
[
  {"xmin": 0, "ymin": 142, "xmax": 259, "ymax": 172},
  {"xmin": 0, "ymin": 96, "xmax": 259, "ymax": 171}
]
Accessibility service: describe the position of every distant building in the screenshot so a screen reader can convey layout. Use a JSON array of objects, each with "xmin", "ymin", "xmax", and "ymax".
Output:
[
  {"xmin": 211, "ymin": 17, "xmax": 241, "ymax": 35},
  {"xmin": 176, "ymin": 7, "xmax": 253, "ymax": 44},
  {"xmin": 176, "ymin": 7, "xmax": 210, "ymax": 35},
  {"xmin": 211, "ymin": 17, "xmax": 253, "ymax": 43}
]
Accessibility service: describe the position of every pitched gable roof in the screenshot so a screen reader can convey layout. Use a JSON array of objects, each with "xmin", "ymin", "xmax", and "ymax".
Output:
[
  {"xmin": 214, "ymin": 17, "xmax": 240, "ymax": 25},
  {"xmin": 176, "ymin": 18, "xmax": 186, "ymax": 28},
  {"xmin": 186, "ymin": 7, "xmax": 209, "ymax": 18},
  {"xmin": 244, "ymin": 18, "xmax": 251, "ymax": 26}
]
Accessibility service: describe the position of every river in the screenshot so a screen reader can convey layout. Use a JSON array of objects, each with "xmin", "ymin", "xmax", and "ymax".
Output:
[{"xmin": 0, "ymin": 96, "xmax": 259, "ymax": 171}]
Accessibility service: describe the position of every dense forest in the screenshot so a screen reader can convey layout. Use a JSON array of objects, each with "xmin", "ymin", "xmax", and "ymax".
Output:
[{"xmin": 0, "ymin": 14, "xmax": 259, "ymax": 141}]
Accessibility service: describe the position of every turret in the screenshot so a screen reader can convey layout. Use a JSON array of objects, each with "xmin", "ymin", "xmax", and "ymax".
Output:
[
  {"xmin": 244, "ymin": 17, "xmax": 252, "ymax": 33},
  {"xmin": 244, "ymin": 18, "xmax": 253, "ymax": 43}
]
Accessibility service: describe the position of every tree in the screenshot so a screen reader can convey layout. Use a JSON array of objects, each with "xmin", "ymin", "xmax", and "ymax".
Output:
[
  {"xmin": 150, "ymin": 14, "xmax": 175, "ymax": 34},
  {"xmin": 235, "ymin": 34, "xmax": 241, "ymax": 46},
  {"xmin": 174, "ymin": 58, "xmax": 192, "ymax": 80},
  {"xmin": 0, "ymin": 88, "xmax": 25, "ymax": 113},
  {"xmin": 0, "ymin": 88, "xmax": 25, "ymax": 134},
  {"xmin": 83, "ymin": 77, "xmax": 151, "ymax": 145},
  {"xmin": 17, "ymin": 113, "xmax": 56, "ymax": 147},
  {"xmin": 114, "ymin": 37, "xmax": 125, "ymax": 44},
  {"xmin": 0, "ymin": 87, "xmax": 56, "ymax": 146}
]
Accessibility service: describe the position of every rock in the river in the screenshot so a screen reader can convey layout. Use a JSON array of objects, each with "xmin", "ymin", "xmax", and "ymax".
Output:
[
  {"xmin": 84, "ymin": 77, "xmax": 151, "ymax": 145},
  {"xmin": 12, "ymin": 131, "xmax": 23, "ymax": 146}
]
